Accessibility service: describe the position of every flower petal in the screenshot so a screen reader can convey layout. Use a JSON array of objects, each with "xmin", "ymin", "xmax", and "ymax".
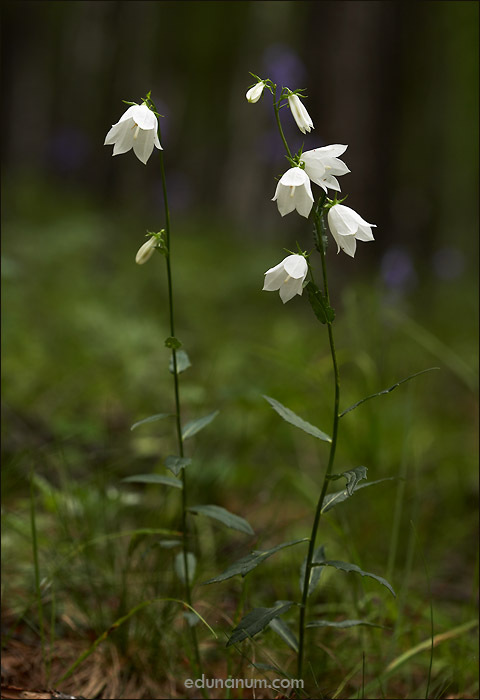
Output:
[
  {"xmin": 104, "ymin": 121, "xmax": 126, "ymax": 145},
  {"xmin": 272, "ymin": 183, "xmax": 296, "ymax": 216},
  {"xmin": 294, "ymin": 180, "xmax": 314, "ymax": 218},
  {"xmin": 280, "ymin": 167, "xmax": 310, "ymax": 187},
  {"xmin": 321, "ymin": 174, "xmax": 341, "ymax": 192},
  {"xmin": 112, "ymin": 123, "xmax": 135, "ymax": 156},
  {"xmin": 131, "ymin": 104, "xmax": 158, "ymax": 130},
  {"xmin": 132, "ymin": 129, "xmax": 155, "ymax": 164},
  {"xmin": 279, "ymin": 276, "xmax": 303, "ymax": 303},
  {"xmin": 263, "ymin": 265, "xmax": 287, "ymax": 291},
  {"xmin": 328, "ymin": 205, "xmax": 357, "ymax": 235},
  {"xmin": 284, "ymin": 255, "xmax": 308, "ymax": 279},
  {"xmin": 355, "ymin": 223, "xmax": 376, "ymax": 241},
  {"xmin": 303, "ymin": 144, "xmax": 348, "ymax": 159}
]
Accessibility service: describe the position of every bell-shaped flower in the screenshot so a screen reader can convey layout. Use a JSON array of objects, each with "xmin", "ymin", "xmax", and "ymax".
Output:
[
  {"xmin": 272, "ymin": 167, "xmax": 314, "ymax": 218},
  {"xmin": 246, "ymin": 81, "xmax": 265, "ymax": 103},
  {"xmin": 327, "ymin": 204, "xmax": 376, "ymax": 257},
  {"xmin": 104, "ymin": 103, "xmax": 162, "ymax": 165},
  {"xmin": 288, "ymin": 94, "xmax": 314, "ymax": 134},
  {"xmin": 302, "ymin": 145, "xmax": 350, "ymax": 192},
  {"xmin": 135, "ymin": 236, "xmax": 157, "ymax": 264},
  {"xmin": 263, "ymin": 254, "xmax": 308, "ymax": 303}
]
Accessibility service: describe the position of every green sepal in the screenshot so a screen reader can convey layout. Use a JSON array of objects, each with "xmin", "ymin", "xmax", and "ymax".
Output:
[{"xmin": 305, "ymin": 280, "xmax": 335, "ymax": 324}]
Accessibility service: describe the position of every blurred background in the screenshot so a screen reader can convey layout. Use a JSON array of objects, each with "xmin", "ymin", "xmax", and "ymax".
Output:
[{"xmin": 1, "ymin": 1, "xmax": 478, "ymax": 698}]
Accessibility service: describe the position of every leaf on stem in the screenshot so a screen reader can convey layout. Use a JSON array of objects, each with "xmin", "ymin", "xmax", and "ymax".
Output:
[
  {"xmin": 202, "ymin": 538, "xmax": 308, "ymax": 585},
  {"xmin": 339, "ymin": 367, "xmax": 440, "ymax": 417},
  {"xmin": 174, "ymin": 551, "xmax": 196, "ymax": 585},
  {"xmin": 321, "ymin": 477, "xmax": 397, "ymax": 513},
  {"xmin": 305, "ymin": 280, "xmax": 335, "ymax": 324},
  {"xmin": 187, "ymin": 504, "xmax": 254, "ymax": 535},
  {"xmin": 263, "ymin": 396, "xmax": 331, "ymax": 443},
  {"xmin": 182, "ymin": 410, "xmax": 219, "ymax": 440},
  {"xmin": 165, "ymin": 455, "xmax": 191, "ymax": 476},
  {"xmin": 130, "ymin": 413, "xmax": 172, "ymax": 431},
  {"xmin": 122, "ymin": 474, "xmax": 183, "ymax": 489},
  {"xmin": 311, "ymin": 560, "xmax": 396, "ymax": 597},
  {"xmin": 299, "ymin": 545, "xmax": 326, "ymax": 596},
  {"xmin": 226, "ymin": 601, "xmax": 294, "ymax": 647},
  {"xmin": 169, "ymin": 349, "xmax": 191, "ymax": 374},
  {"xmin": 306, "ymin": 619, "xmax": 387, "ymax": 630},
  {"xmin": 327, "ymin": 466, "xmax": 368, "ymax": 496},
  {"xmin": 269, "ymin": 617, "xmax": 299, "ymax": 652}
]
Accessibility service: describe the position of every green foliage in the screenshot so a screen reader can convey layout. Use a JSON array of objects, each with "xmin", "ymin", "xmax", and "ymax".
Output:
[
  {"xmin": 122, "ymin": 474, "xmax": 183, "ymax": 489},
  {"xmin": 312, "ymin": 560, "xmax": 396, "ymax": 597},
  {"xmin": 165, "ymin": 455, "xmax": 191, "ymax": 476},
  {"xmin": 187, "ymin": 504, "xmax": 254, "ymax": 535},
  {"xmin": 174, "ymin": 551, "xmax": 197, "ymax": 585},
  {"xmin": 226, "ymin": 601, "xmax": 294, "ymax": 647},
  {"xmin": 203, "ymin": 539, "xmax": 308, "ymax": 584},
  {"xmin": 169, "ymin": 349, "xmax": 191, "ymax": 374},
  {"xmin": 182, "ymin": 410, "xmax": 219, "ymax": 440},
  {"xmin": 305, "ymin": 280, "xmax": 335, "ymax": 324},
  {"xmin": 263, "ymin": 395, "xmax": 331, "ymax": 442},
  {"xmin": 130, "ymin": 413, "xmax": 172, "ymax": 431},
  {"xmin": 299, "ymin": 544, "xmax": 326, "ymax": 597}
]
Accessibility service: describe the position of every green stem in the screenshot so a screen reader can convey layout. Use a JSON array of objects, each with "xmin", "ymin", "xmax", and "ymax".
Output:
[
  {"xmin": 297, "ymin": 210, "xmax": 340, "ymax": 680},
  {"xmin": 30, "ymin": 473, "xmax": 46, "ymax": 676},
  {"xmin": 273, "ymin": 87, "xmax": 292, "ymax": 160},
  {"xmin": 154, "ymin": 112, "xmax": 203, "ymax": 680}
]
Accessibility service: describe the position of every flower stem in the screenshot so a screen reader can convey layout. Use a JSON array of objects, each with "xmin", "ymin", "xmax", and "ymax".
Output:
[
  {"xmin": 273, "ymin": 87, "xmax": 293, "ymax": 160},
  {"xmin": 297, "ymin": 209, "xmax": 340, "ymax": 681},
  {"xmin": 155, "ymin": 114, "xmax": 204, "ymax": 680}
]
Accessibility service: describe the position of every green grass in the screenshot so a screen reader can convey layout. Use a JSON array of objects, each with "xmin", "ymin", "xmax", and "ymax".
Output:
[{"xmin": 1, "ymin": 176, "xmax": 478, "ymax": 698}]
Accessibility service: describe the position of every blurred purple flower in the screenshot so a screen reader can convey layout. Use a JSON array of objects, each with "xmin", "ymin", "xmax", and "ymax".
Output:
[
  {"xmin": 49, "ymin": 127, "xmax": 90, "ymax": 172},
  {"xmin": 432, "ymin": 247, "xmax": 465, "ymax": 280},
  {"xmin": 381, "ymin": 247, "xmax": 417, "ymax": 290},
  {"xmin": 262, "ymin": 44, "xmax": 306, "ymax": 88}
]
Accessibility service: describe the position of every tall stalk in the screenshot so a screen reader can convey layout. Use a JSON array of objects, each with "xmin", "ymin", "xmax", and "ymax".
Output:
[
  {"xmin": 153, "ymin": 108, "xmax": 203, "ymax": 678},
  {"xmin": 297, "ymin": 211, "xmax": 341, "ymax": 679},
  {"xmin": 271, "ymin": 97, "xmax": 341, "ymax": 679}
]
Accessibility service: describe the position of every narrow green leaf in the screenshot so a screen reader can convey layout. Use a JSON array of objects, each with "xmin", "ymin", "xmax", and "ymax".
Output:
[
  {"xmin": 203, "ymin": 538, "xmax": 308, "ymax": 585},
  {"xmin": 188, "ymin": 504, "xmax": 254, "ymax": 535},
  {"xmin": 299, "ymin": 545, "xmax": 326, "ymax": 597},
  {"xmin": 130, "ymin": 413, "xmax": 172, "ymax": 431},
  {"xmin": 339, "ymin": 367, "xmax": 440, "ymax": 417},
  {"xmin": 165, "ymin": 455, "xmax": 191, "ymax": 476},
  {"xmin": 264, "ymin": 396, "xmax": 331, "ymax": 443},
  {"xmin": 269, "ymin": 617, "xmax": 299, "ymax": 652},
  {"xmin": 311, "ymin": 560, "xmax": 396, "ymax": 597},
  {"xmin": 226, "ymin": 601, "xmax": 294, "ymax": 647},
  {"xmin": 182, "ymin": 410, "xmax": 219, "ymax": 440},
  {"xmin": 305, "ymin": 280, "xmax": 335, "ymax": 324},
  {"xmin": 327, "ymin": 466, "xmax": 367, "ymax": 496},
  {"xmin": 122, "ymin": 474, "xmax": 183, "ymax": 489},
  {"xmin": 174, "ymin": 551, "xmax": 196, "ymax": 585},
  {"xmin": 321, "ymin": 477, "xmax": 397, "ymax": 513},
  {"xmin": 169, "ymin": 349, "xmax": 191, "ymax": 374},
  {"xmin": 307, "ymin": 619, "xmax": 387, "ymax": 630}
]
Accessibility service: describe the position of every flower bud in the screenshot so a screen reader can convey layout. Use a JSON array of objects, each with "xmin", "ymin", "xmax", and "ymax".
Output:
[
  {"xmin": 135, "ymin": 237, "xmax": 157, "ymax": 264},
  {"xmin": 288, "ymin": 94, "xmax": 314, "ymax": 134},
  {"xmin": 246, "ymin": 81, "xmax": 265, "ymax": 104}
]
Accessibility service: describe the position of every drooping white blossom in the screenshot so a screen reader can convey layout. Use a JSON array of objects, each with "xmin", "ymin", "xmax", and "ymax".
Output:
[
  {"xmin": 287, "ymin": 94, "xmax": 314, "ymax": 134},
  {"xmin": 104, "ymin": 103, "xmax": 162, "ymax": 165},
  {"xmin": 246, "ymin": 81, "xmax": 265, "ymax": 103},
  {"xmin": 263, "ymin": 254, "xmax": 309, "ymax": 303},
  {"xmin": 327, "ymin": 204, "xmax": 376, "ymax": 257},
  {"xmin": 302, "ymin": 145, "xmax": 350, "ymax": 192},
  {"xmin": 272, "ymin": 167, "xmax": 314, "ymax": 218},
  {"xmin": 135, "ymin": 237, "xmax": 157, "ymax": 264}
]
